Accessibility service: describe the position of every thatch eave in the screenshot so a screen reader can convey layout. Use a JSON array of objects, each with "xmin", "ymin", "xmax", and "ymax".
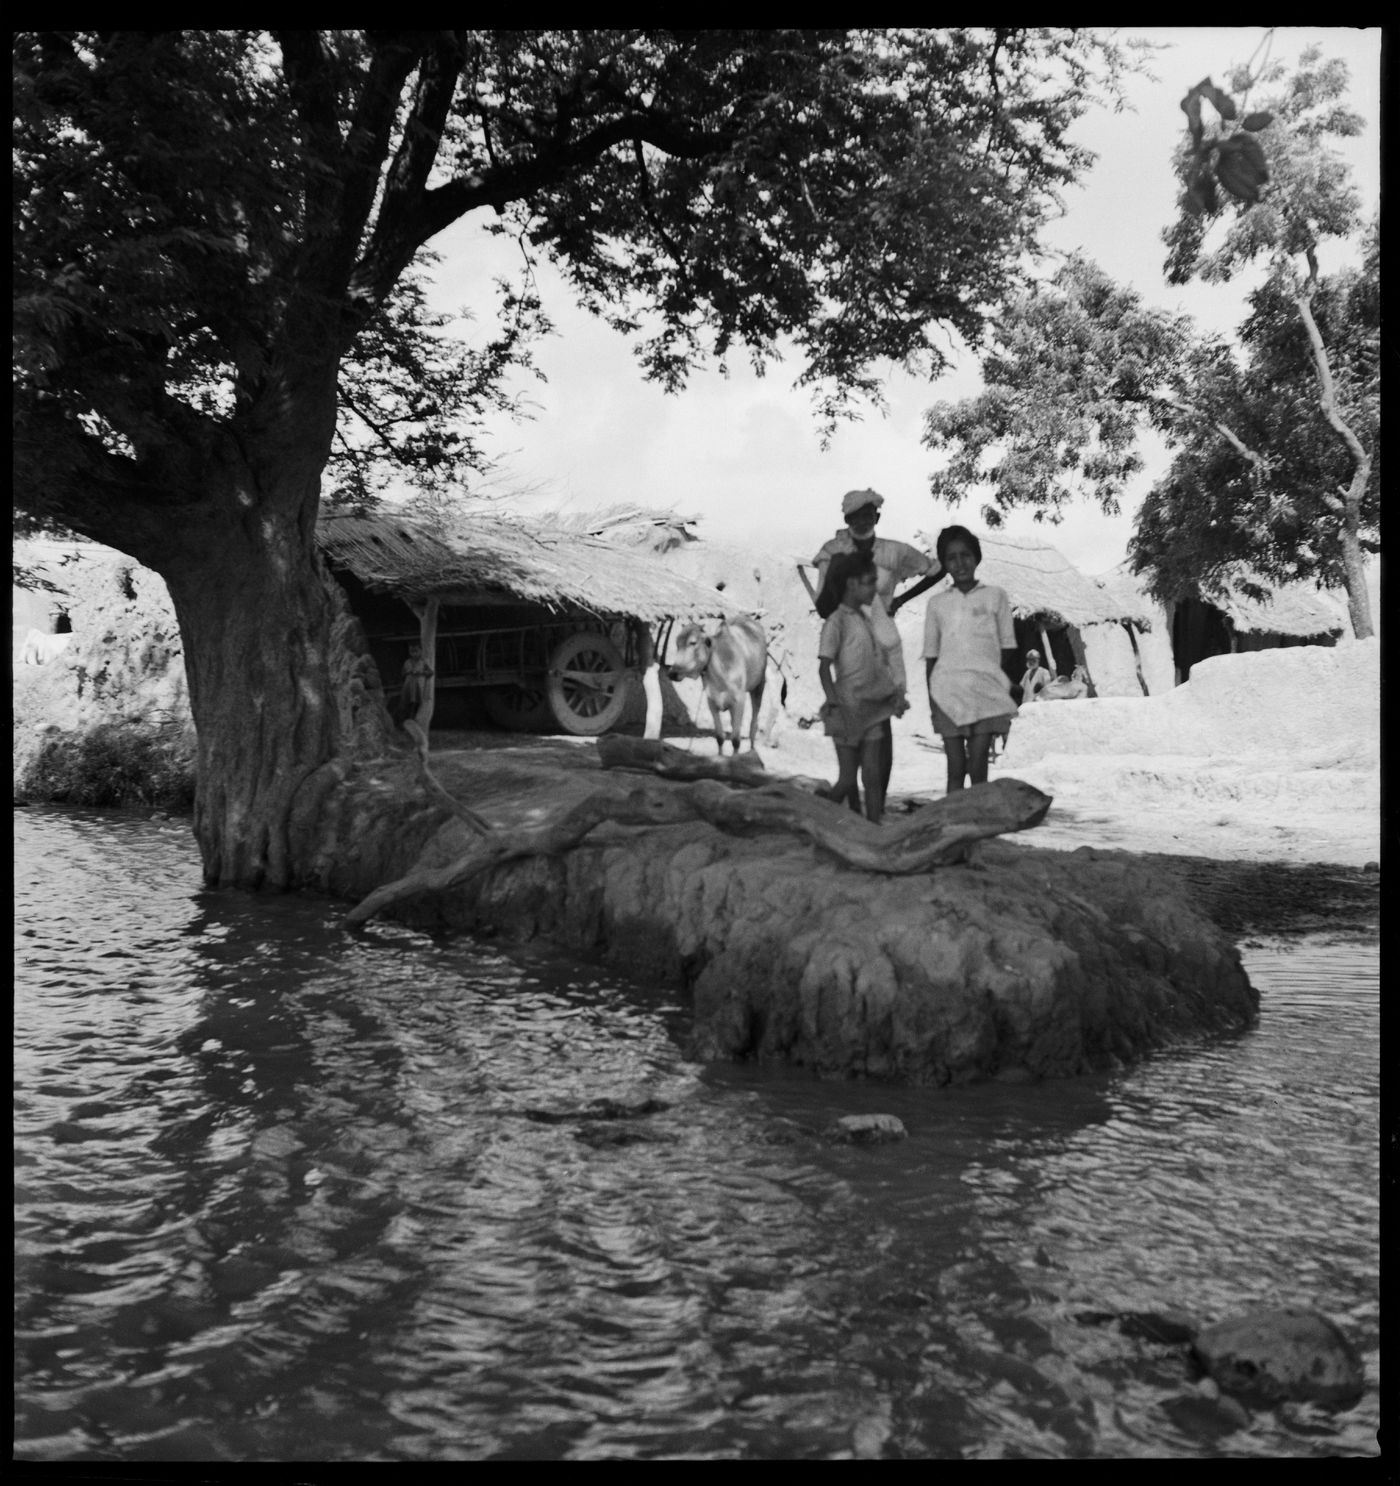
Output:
[{"xmin": 318, "ymin": 510, "xmax": 741, "ymax": 624}]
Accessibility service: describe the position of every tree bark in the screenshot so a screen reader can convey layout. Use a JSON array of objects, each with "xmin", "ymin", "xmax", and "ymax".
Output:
[
  {"xmin": 597, "ymin": 735, "xmax": 771, "ymax": 784},
  {"xmin": 1294, "ymin": 287, "xmax": 1375, "ymax": 640},
  {"xmin": 345, "ymin": 773, "xmax": 1053, "ymax": 926},
  {"xmin": 161, "ymin": 474, "xmax": 398, "ymax": 890}
]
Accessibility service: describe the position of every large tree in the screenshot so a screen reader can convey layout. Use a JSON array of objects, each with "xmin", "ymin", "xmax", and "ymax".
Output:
[
  {"xmin": 14, "ymin": 29, "xmax": 1136, "ymax": 887},
  {"xmin": 922, "ymin": 43, "xmax": 1378, "ymax": 635},
  {"xmin": 1132, "ymin": 224, "xmax": 1378, "ymax": 609}
]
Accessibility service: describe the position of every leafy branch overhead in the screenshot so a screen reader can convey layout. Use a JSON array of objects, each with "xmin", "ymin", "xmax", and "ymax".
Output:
[
  {"xmin": 1180, "ymin": 76, "xmax": 1272, "ymax": 215},
  {"xmin": 13, "ymin": 31, "xmax": 1150, "ymax": 889}
]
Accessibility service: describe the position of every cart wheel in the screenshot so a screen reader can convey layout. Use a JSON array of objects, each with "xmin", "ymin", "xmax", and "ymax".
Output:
[
  {"xmin": 483, "ymin": 684, "xmax": 551, "ymax": 732},
  {"xmin": 546, "ymin": 631, "xmax": 629, "ymax": 735}
]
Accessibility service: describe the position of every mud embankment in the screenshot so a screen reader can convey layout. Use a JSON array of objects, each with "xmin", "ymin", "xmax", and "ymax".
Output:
[{"xmin": 308, "ymin": 741, "xmax": 1262, "ymax": 1086}]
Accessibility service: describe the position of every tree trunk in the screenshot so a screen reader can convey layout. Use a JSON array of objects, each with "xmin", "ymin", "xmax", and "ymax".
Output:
[
  {"xmin": 1294, "ymin": 286, "xmax": 1375, "ymax": 640},
  {"xmin": 1338, "ymin": 520, "xmax": 1374, "ymax": 640},
  {"xmin": 161, "ymin": 482, "xmax": 397, "ymax": 890},
  {"xmin": 410, "ymin": 596, "xmax": 440, "ymax": 732}
]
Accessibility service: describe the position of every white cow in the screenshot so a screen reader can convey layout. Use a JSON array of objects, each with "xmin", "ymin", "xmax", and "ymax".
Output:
[
  {"xmin": 668, "ymin": 615, "xmax": 773, "ymax": 753},
  {"xmin": 19, "ymin": 629, "xmax": 73, "ymax": 666}
]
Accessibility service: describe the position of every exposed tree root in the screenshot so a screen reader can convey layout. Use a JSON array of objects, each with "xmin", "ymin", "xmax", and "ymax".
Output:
[
  {"xmin": 402, "ymin": 718, "xmax": 492, "ymax": 834},
  {"xmin": 344, "ymin": 765, "xmax": 1052, "ymax": 927}
]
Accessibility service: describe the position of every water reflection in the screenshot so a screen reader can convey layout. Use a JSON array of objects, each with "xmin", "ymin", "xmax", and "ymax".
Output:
[{"xmin": 14, "ymin": 807, "xmax": 1379, "ymax": 1460}]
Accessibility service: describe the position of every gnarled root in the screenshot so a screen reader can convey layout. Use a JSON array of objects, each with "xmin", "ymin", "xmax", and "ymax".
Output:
[{"xmin": 344, "ymin": 772, "xmax": 1051, "ymax": 927}]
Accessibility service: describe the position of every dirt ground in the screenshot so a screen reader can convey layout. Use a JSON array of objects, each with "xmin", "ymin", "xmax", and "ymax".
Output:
[{"xmin": 426, "ymin": 723, "xmax": 1381, "ymax": 947}]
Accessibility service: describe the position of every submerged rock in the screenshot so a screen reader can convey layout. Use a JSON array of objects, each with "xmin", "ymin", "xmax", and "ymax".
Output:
[
  {"xmin": 825, "ymin": 1113, "xmax": 908, "ymax": 1145},
  {"xmin": 1191, "ymin": 1306, "xmax": 1366, "ymax": 1406},
  {"xmin": 1073, "ymin": 1308, "xmax": 1198, "ymax": 1347},
  {"xmin": 574, "ymin": 1124, "xmax": 673, "ymax": 1150}
]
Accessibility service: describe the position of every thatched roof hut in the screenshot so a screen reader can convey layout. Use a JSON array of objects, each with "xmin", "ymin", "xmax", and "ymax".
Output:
[
  {"xmin": 319, "ymin": 509, "xmax": 739, "ymax": 623},
  {"xmin": 915, "ymin": 530, "xmax": 1152, "ymax": 630},
  {"xmin": 1209, "ymin": 571, "xmax": 1346, "ymax": 639},
  {"xmin": 1085, "ymin": 560, "xmax": 1356, "ymax": 688}
]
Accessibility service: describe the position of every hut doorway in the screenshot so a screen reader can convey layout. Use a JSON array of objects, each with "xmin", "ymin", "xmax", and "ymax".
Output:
[
  {"xmin": 1011, "ymin": 619, "xmax": 1075, "ymax": 681},
  {"xmin": 1170, "ymin": 597, "xmax": 1233, "ymax": 681}
]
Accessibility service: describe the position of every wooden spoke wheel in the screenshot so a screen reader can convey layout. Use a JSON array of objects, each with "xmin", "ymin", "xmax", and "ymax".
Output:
[
  {"xmin": 483, "ymin": 684, "xmax": 552, "ymax": 732},
  {"xmin": 546, "ymin": 631, "xmax": 629, "ymax": 736}
]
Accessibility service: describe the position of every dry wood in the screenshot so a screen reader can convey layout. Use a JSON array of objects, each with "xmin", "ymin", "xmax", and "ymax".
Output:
[
  {"xmin": 402, "ymin": 718, "xmax": 492, "ymax": 835},
  {"xmin": 597, "ymin": 734, "xmax": 770, "ymax": 785},
  {"xmin": 344, "ymin": 769, "xmax": 1051, "ymax": 926},
  {"xmin": 409, "ymin": 596, "xmax": 440, "ymax": 732}
]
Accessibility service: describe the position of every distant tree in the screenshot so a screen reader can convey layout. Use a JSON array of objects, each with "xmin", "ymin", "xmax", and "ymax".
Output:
[
  {"xmin": 923, "ymin": 256, "xmax": 1191, "ymax": 526},
  {"xmin": 14, "ymin": 29, "xmax": 1138, "ymax": 887},
  {"xmin": 1133, "ymin": 223, "xmax": 1378, "ymax": 607},
  {"xmin": 922, "ymin": 42, "xmax": 1377, "ymax": 636},
  {"xmin": 1157, "ymin": 41, "xmax": 1376, "ymax": 635}
]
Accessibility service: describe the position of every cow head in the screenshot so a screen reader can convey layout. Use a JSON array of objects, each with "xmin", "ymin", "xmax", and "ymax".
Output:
[{"xmin": 667, "ymin": 624, "xmax": 712, "ymax": 681}]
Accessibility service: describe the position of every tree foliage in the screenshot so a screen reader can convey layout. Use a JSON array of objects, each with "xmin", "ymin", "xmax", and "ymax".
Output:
[
  {"xmin": 923, "ymin": 40, "xmax": 1377, "ymax": 631},
  {"xmin": 14, "ymin": 29, "xmax": 1142, "ymax": 541},
  {"xmin": 1163, "ymin": 44, "xmax": 1365, "ymax": 286},
  {"xmin": 923, "ymin": 257, "xmax": 1193, "ymax": 525},
  {"xmin": 13, "ymin": 29, "xmax": 1143, "ymax": 886},
  {"xmin": 1132, "ymin": 221, "xmax": 1378, "ymax": 604}
]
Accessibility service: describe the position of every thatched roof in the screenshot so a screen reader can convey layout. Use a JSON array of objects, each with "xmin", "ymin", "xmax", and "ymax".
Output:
[
  {"xmin": 917, "ymin": 530, "xmax": 1152, "ymax": 628},
  {"xmin": 541, "ymin": 504, "xmax": 702, "ymax": 553},
  {"xmin": 1213, "ymin": 570, "xmax": 1346, "ymax": 637},
  {"xmin": 319, "ymin": 510, "xmax": 739, "ymax": 623},
  {"xmin": 1094, "ymin": 559, "xmax": 1348, "ymax": 638}
]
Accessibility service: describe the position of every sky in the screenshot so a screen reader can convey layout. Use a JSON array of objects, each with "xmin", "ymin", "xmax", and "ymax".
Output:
[{"xmin": 422, "ymin": 27, "xmax": 1382, "ymax": 578}]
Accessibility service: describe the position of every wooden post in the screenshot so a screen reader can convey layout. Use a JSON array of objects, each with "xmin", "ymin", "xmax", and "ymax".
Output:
[
  {"xmin": 1066, "ymin": 624, "xmax": 1097, "ymax": 698},
  {"xmin": 638, "ymin": 622, "xmax": 663, "ymax": 740},
  {"xmin": 1124, "ymin": 620, "xmax": 1150, "ymax": 697},
  {"xmin": 1038, "ymin": 623, "xmax": 1056, "ymax": 676},
  {"xmin": 410, "ymin": 596, "xmax": 440, "ymax": 736}
]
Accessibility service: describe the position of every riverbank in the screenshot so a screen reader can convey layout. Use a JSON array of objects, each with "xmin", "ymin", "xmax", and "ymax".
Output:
[
  {"xmin": 13, "ymin": 607, "xmax": 1377, "ymax": 1084},
  {"xmin": 14, "ymin": 805, "xmax": 1380, "ymax": 1461},
  {"xmin": 751, "ymin": 637, "xmax": 1381, "ymax": 872},
  {"xmin": 414, "ymin": 728, "xmax": 1383, "ymax": 948},
  {"xmin": 295, "ymin": 738, "xmax": 1258, "ymax": 1084}
]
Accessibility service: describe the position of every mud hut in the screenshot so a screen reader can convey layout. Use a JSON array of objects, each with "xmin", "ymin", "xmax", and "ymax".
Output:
[
  {"xmin": 1167, "ymin": 572, "xmax": 1345, "ymax": 681},
  {"xmin": 911, "ymin": 531, "xmax": 1152, "ymax": 699},
  {"xmin": 319, "ymin": 509, "xmax": 741, "ymax": 735},
  {"xmin": 1088, "ymin": 562, "xmax": 1367, "ymax": 686},
  {"xmin": 1081, "ymin": 562, "xmax": 1177, "ymax": 697}
]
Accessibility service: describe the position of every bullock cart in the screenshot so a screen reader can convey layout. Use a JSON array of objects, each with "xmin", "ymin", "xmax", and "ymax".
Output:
[
  {"xmin": 319, "ymin": 511, "xmax": 742, "ymax": 738},
  {"xmin": 373, "ymin": 598, "xmax": 665, "ymax": 737}
]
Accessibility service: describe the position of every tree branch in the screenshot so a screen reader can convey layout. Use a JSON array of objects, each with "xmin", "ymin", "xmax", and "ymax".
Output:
[
  {"xmin": 1293, "ymin": 286, "xmax": 1371, "ymax": 504},
  {"xmin": 1124, "ymin": 386, "xmax": 1274, "ymax": 482},
  {"xmin": 275, "ymin": 31, "xmax": 343, "ymax": 160},
  {"xmin": 366, "ymin": 109, "xmax": 732, "ymax": 290},
  {"xmin": 356, "ymin": 32, "xmax": 468, "ymax": 292},
  {"xmin": 632, "ymin": 138, "xmax": 694, "ymax": 285},
  {"xmin": 328, "ymin": 35, "xmax": 432, "ymax": 277}
]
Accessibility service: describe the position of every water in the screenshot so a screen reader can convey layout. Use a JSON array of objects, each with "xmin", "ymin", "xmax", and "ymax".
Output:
[{"xmin": 14, "ymin": 806, "xmax": 1380, "ymax": 1460}]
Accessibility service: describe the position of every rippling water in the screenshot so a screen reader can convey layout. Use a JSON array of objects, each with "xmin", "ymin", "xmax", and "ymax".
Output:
[{"xmin": 14, "ymin": 806, "xmax": 1380, "ymax": 1460}]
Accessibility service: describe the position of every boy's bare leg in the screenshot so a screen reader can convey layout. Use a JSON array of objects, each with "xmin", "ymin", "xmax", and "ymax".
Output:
[
  {"xmin": 943, "ymin": 736, "xmax": 968, "ymax": 793},
  {"xmin": 829, "ymin": 743, "xmax": 862, "ymax": 808},
  {"xmin": 860, "ymin": 736, "xmax": 886, "ymax": 823},
  {"xmin": 967, "ymin": 734, "xmax": 994, "ymax": 786}
]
